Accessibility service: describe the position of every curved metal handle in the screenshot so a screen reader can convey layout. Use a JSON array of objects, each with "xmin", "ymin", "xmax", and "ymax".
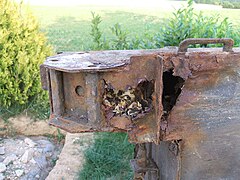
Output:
[{"xmin": 178, "ymin": 38, "xmax": 234, "ymax": 53}]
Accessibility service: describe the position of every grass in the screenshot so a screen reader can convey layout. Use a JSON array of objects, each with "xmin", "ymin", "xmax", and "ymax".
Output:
[
  {"xmin": 79, "ymin": 132, "xmax": 134, "ymax": 180},
  {"xmin": 32, "ymin": 6, "xmax": 166, "ymax": 51},
  {"xmin": 0, "ymin": 95, "xmax": 50, "ymax": 122},
  {"xmin": 29, "ymin": 2, "xmax": 240, "ymax": 52}
]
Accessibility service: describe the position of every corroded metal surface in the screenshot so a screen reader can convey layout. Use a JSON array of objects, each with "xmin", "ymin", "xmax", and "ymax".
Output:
[
  {"xmin": 42, "ymin": 52, "xmax": 163, "ymax": 143},
  {"xmin": 41, "ymin": 38, "xmax": 240, "ymax": 179},
  {"xmin": 160, "ymin": 64, "xmax": 240, "ymax": 179},
  {"xmin": 163, "ymin": 52, "xmax": 240, "ymax": 141},
  {"xmin": 43, "ymin": 50, "xmax": 162, "ymax": 72},
  {"xmin": 178, "ymin": 38, "xmax": 234, "ymax": 53},
  {"xmin": 133, "ymin": 39, "xmax": 240, "ymax": 179}
]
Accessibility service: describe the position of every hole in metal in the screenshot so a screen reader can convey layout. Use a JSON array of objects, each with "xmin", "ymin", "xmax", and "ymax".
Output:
[
  {"xmin": 102, "ymin": 79, "xmax": 154, "ymax": 120},
  {"xmin": 75, "ymin": 85, "xmax": 84, "ymax": 96},
  {"xmin": 162, "ymin": 69, "xmax": 185, "ymax": 118},
  {"xmin": 50, "ymin": 59, "xmax": 59, "ymax": 62}
]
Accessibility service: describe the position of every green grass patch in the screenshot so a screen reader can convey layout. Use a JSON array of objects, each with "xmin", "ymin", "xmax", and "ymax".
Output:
[{"xmin": 79, "ymin": 132, "xmax": 134, "ymax": 180}]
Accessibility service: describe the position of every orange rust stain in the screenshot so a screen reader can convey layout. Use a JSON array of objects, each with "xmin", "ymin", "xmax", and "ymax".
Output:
[
  {"xmin": 110, "ymin": 116, "xmax": 132, "ymax": 130},
  {"xmin": 185, "ymin": 70, "xmax": 220, "ymax": 91}
]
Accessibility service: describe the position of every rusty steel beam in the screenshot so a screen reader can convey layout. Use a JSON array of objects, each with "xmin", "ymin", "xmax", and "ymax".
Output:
[
  {"xmin": 41, "ymin": 51, "xmax": 164, "ymax": 143},
  {"xmin": 41, "ymin": 38, "xmax": 240, "ymax": 179}
]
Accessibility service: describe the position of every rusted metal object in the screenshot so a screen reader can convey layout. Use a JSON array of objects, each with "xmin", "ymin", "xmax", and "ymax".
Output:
[
  {"xmin": 146, "ymin": 39, "xmax": 240, "ymax": 179},
  {"xmin": 178, "ymin": 38, "xmax": 234, "ymax": 53},
  {"xmin": 40, "ymin": 38, "xmax": 240, "ymax": 179},
  {"xmin": 41, "ymin": 50, "xmax": 164, "ymax": 143}
]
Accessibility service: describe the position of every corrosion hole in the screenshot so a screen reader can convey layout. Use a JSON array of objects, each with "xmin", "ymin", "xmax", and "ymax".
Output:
[
  {"xmin": 102, "ymin": 79, "xmax": 154, "ymax": 120},
  {"xmin": 75, "ymin": 85, "xmax": 84, "ymax": 96},
  {"xmin": 162, "ymin": 69, "xmax": 185, "ymax": 117}
]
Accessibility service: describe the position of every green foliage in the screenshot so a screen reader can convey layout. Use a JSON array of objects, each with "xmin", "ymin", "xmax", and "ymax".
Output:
[
  {"xmin": 110, "ymin": 23, "xmax": 129, "ymax": 50},
  {"xmin": 159, "ymin": 0, "xmax": 195, "ymax": 46},
  {"xmin": 221, "ymin": 1, "xmax": 240, "ymax": 8},
  {"xmin": 232, "ymin": 2, "xmax": 240, "ymax": 8},
  {"xmin": 194, "ymin": 0, "xmax": 221, "ymax": 5},
  {"xmin": 57, "ymin": 128, "xmax": 65, "ymax": 143},
  {"xmin": 222, "ymin": 1, "xmax": 235, "ymax": 8},
  {"xmin": 90, "ymin": 12, "xmax": 109, "ymax": 50},
  {"xmin": 0, "ymin": 0, "xmax": 52, "ymax": 110},
  {"xmin": 0, "ymin": 91, "xmax": 50, "ymax": 122},
  {"xmin": 90, "ymin": 0, "xmax": 240, "ymax": 50},
  {"xmin": 157, "ymin": 0, "xmax": 240, "ymax": 46},
  {"xmin": 194, "ymin": 0, "xmax": 240, "ymax": 8},
  {"xmin": 79, "ymin": 132, "xmax": 134, "ymax": 180},
  {"xmin": 90, "ymin": 14, "xmax": 159, "ymax": 50}
]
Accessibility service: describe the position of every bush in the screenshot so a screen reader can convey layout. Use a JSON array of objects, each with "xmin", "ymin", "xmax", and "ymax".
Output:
[
  {"xmin": 232, "ymin": 2, "xmax": 240, "ymax": 8},
  {"xmin": 0, "ymin": 0, "xmax": 52, "ymax": 108},
  {"xmin": 222, "ymin": 1, "xmax": 235, "ymax": 8},
  {"xmin": 157, "ymin": 0, "xmax": 240, "ymax": 47},
  {"xmin": 194, "ymin": 0, "xmax": 221, "ymax": 5},
  {"xmin": 90, "ymin": 0, "xmax": 240, "ymax": 50}
]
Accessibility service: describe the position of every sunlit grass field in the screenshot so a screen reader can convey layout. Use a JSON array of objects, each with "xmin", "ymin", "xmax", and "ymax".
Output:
[{"xmin": 30, "ymin": 2, "xmax": 240, "ymax": 52}]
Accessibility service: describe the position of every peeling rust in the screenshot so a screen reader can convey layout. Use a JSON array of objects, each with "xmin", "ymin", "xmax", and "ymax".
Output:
[
  {"xmin": 40, "ymin": 38, "xmax": 240, "ymax": 145},
  {"xmin": 41, "ymin": 38, "xmax": 240, "ymax": 179},
  {"xmin": 40, "ymin": 65, "xmax": 49, "ymax": 90},
  {"xmin": 41, "ymin": 51, "xmax": 163, "ymax": 143}
]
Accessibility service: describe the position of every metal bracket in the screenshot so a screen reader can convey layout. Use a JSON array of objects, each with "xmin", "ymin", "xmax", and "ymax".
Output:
[{"xmin": 178, "ymin": 38, "xmax": 234, "ymax": 53}]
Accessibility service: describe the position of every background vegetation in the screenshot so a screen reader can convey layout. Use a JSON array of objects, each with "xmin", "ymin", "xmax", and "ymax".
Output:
[
  {"xmin": 0, "ymin": 0, "xmax": 52, "ymax": 121},
  {"xmin": 194, "ymin": 0, "xmax": 240, "ymax": 9},
  {"xmin": 88, "ymin": 0, "xmax": 240, "ymax": 50}
]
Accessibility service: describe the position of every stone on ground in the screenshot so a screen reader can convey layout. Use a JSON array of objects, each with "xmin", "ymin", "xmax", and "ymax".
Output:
[{"xmin": 0, "ymin": 163, "xmax": 6, "ymax": 173}]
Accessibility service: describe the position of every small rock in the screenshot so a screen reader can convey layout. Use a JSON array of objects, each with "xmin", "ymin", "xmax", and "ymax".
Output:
[
  {"xmin": 27, "ymin": 168, "xmax": 40, "ymax": 178},
  {"xmin": 24, "ymin": 138, "xmax": 37, "ymax": 148},
  {"xmin": 0, "ymin": 147, "xmax": 5, "ymax": 155},
  {"xmin": 43, "ymin": 144, "xmax": 55, "ymax": 153},
  {"xmin": 15, "ymin": 169, "xmax": 24, "ymax": 177},
  {"xmin": 45, "ymin": 152, "xmax": 52, "ymax": 158},
  {"xmin": 0, "ymin": 163, "xmax": 6, "ymax": 173},
  {"xmin": 37, "ymin": 140, "xmax": 52, "ymax": 145},
  {"xmin": 3, "ymin": 154, "xmax": 17, "ymax": 165},
  {"xmin": 34, "ymin": 150, "xmax": 41, "ymax": 157},
  {"xmin": 0, "ymin": 173, "xmax": 5, "ymax": 180},
  {"xmin": 13, "ymin": 161, "xmax": 19, "ymax": 165},
  {"xmin": 21, "ymin": 149, "xmax": 33, "ymax": 163},
  {"xmin": 35, "ymin": 174, "xmax": 40, "ymax": 179},
  {"xmin": 34, "ymin": 156, "xmax": 47, "ymax": 169},
  {"xmin": 37, "ymin": 148, "xmax": 43, "ymax": 153},
  {"xmin": 30, "ymin": 158, "xmax": 36, "ymax": 164}
]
